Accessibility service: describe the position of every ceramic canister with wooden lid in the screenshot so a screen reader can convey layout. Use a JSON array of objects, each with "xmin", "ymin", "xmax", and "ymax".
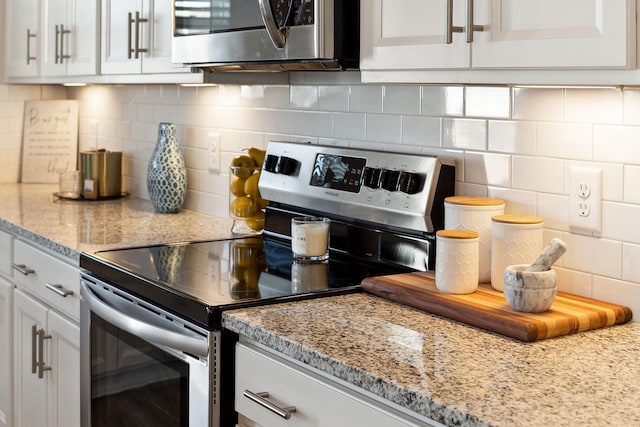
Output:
[
  {"xmin": 444, "ymin": 196, "xmax": 505, "ymax": 283},
  {"xmin": 490, "ymin": 214, "xmax": 544, "ymax": 291},
  {"xmin": 435, "ymin": 229, "xmax": 480, "ymax": 294}
]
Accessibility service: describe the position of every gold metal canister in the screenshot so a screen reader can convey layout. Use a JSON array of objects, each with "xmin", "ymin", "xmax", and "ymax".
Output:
[{"xmin": 80, "ymin": 149, "xmax": 122, "ymax": 198}]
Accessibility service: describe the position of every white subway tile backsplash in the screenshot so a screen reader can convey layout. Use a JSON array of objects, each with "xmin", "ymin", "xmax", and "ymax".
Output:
[
  {"xmin": 624, "ymin": 165, "xmax": 640, "ymax": 204},
  {"xmin": 402, "ymin": 116, "xmax": 441, "ymax": 147},
  {"xmin": 488, "ymin": 120, "xmax": 537, "ymax": 155},
  {"xmin": 382, "ymin": 85, "xmax": 420, "ymax": 115},
  {"xmin": 349, "ymin": 85, "xmax": 382, "ymax": 114},
  {"xmin": 366, "ymin": 113, "xmax": 402, "ymax": 143},
  {"xmin": 442, "ymin": 118, "xmax": 487, "ymax": 150},
  {"xmin": 538, "ymin": 122, "xmax": 593, "ymax": 160},
  {"xmin": 623, "ymin": 243, "xmax": 640, "ymax": 283},
  {"xmin": 463, "ymin": 152, "xmax": 511, "ymax": 187},
  {"xmin": 3, "ymin": 77, "xmax": 639, "ymax": 316},
  {"xmin": 465, "ymin": 86, "xmax": 511, "ymax": 119},
  {"xmin": 421, "ymin": 86, "xmax": 463, "ymax": 117},
  {"xmin": 594, "ymin": 124, "xmax": 640, "ymax": 165},
  {"xmin": 512, "ymin": 155, "xmax": 565, "ymax": 194},
  {"xmin": 319, "ymin": 86, "xmax": 350, "ymax": 112},
  {"xmin": 333, "ymin": 113, "xmax": 366, "ymax": 140},
  {"xmin": 512, "ymin": 87, "xmax": 564, "ymax": 121},
  {"xmin": 603, "ymin": 201, "xmax": 640, "ymax": 244}
]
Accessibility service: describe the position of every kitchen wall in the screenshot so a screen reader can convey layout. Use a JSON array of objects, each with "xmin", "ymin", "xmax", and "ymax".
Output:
[{"xmin": 1, "ymin": 73, "xmax": 639, "ymax": 319}]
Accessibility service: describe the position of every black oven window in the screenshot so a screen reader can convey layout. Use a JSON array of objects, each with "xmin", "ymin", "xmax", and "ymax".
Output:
[{"xmin": 90, "ymin": 314, "xmax": 189, "ymax": 427}]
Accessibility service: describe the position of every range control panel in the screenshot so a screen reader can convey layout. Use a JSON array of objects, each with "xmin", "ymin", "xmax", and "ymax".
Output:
[{"xmin": 258, "ymin": 141, "xmax": 455, "ymax": 233}]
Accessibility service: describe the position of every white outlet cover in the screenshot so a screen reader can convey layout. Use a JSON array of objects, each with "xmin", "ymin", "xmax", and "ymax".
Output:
[{"xmin": 569, "ymin": 166, "xmax": 602, "ymax": 235}]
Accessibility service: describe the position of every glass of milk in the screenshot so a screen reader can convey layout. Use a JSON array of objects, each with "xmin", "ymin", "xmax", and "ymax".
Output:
[{"xmin": 291, "ymin": 217, "xmax": 330, "ymax": 262}]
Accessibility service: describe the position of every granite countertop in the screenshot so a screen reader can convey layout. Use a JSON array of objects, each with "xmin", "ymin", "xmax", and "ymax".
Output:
[
  {"xmin": 0, "ymin": 183, "xmax": 234, "ymax": 261},
  {"xmin": 223, "ymin": 293, "xmax": 640, "ymax": 427}
]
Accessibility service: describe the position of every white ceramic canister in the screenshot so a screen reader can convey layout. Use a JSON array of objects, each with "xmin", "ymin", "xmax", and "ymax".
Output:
[
  {"xmin": 490, "ymin": 214, "xmax": 544, "ymax": 291},
  {"xmin": 435, "ymin": 229, "xmax": 480, "ymax": 294},
  {"xmin": 445, "ymin": 196, "xmax": 505, "ymax": 283}
]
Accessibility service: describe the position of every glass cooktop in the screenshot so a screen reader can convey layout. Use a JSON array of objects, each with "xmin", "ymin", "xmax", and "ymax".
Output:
[{"xmin": 80, "ymin": 237, "xmax": 410, "ymax": 329}]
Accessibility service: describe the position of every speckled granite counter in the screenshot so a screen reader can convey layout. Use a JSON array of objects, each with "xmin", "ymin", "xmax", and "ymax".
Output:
[
  {"xmin": 222, "ymin": 293, "xmax": 640, "ymax": 427},
  {"xmin": 0, "ymin": 183, "xmax": 234, "ymax": 261}
]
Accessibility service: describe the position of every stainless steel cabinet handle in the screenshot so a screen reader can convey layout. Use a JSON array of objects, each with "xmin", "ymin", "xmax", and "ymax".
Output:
[
  {"xmin": 26, "ymin": 29, "xmax": 37, "ymax": 64},
  {"xmin": 37, "ymin": 328, "xmax": 52, "ymax": 379},
  {"xmin": 46, "ymin": 282, "xmax": 74, "ymax": 298},
  {"xmin": 258, "ymin": 0, "xmax": 287, "ymax": 49},
  {"xmin": 31, "ymin": 325, "xmax": 38, "ymax": 374},
  {"xmin": 57, "ymin": 24, "xmax": 71, "ymax": 63},
  {"xmin": 128, "ymin": 12, "xmax": 134, "ymax": 58},
  {"xmin": 466, "ymin": 0, "xmax": 486, "ymax": 43},
  {"xmin": 446, "ymin": 0, "xmax": 464, "ymax": 44},
  {"xmin": 55, "ymin": 25, "xmax": 60, "ymax": 63},
  {"xmin": 12, "ymin": 263, "xmax": 35, "ymax": 276},
  {"xmin": 128, "ymin": 11, "xmax": 148, "ymax": 59},
  {"xmin": 134, "ymin": 11, "xmax": 148, "ymax": 58},
  {"xmin": 243, "ymin": 390, "xmax": 297, "ymax": 420}
]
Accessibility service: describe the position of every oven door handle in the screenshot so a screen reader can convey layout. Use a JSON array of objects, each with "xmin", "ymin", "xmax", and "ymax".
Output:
[{"xmin": 81, "ymin": 281, "xmax": 209, "ymax": 358}]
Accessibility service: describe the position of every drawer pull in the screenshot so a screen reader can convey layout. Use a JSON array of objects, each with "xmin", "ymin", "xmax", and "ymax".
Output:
[
  {"xmin": 12, "ymin": 263, "xmax": 35, "ymax": 276},
  {"xmin": 243, "ymin": 390, "xmax": 296, "ymax": 420},
  {"xmin": 46, "ymin": 282, "xmax": 74, "ymax": 298}
]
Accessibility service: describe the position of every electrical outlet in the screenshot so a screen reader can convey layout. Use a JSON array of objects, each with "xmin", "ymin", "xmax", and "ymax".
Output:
[
  {"xmin": 208, "ymin": 132, "xmax": 221, "ymax": 172},
  {"xmin": 569, "ymin": 166, "xmax": 602, "ymax": 234}
]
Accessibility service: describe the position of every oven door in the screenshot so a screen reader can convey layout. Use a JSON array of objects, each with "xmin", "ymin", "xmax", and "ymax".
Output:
[{"xmin": 80, "ymin": 276, "xmax": 218, "ymax": 427}]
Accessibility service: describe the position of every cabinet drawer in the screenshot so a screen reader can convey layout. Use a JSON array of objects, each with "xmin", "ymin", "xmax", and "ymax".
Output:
[
  {"xmin": 12, "ymin": 240, "xmax": 79, "ymax": 321},
  {"xmin": 0, "ymin": 230, "xmax": 12, "ymax": 278},
  {"xmin": 235, "ymin": 342, "xmax": 426, "ymax": 427}
]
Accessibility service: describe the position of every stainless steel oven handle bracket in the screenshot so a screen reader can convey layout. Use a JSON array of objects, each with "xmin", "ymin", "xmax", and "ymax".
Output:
[
  {"xmin": 258, "ymin": 0, "xmax": 287, "ymax": 49},
  {"xmin": 81, "ymin": 281, "xmax": 209, "ymax": 358}
]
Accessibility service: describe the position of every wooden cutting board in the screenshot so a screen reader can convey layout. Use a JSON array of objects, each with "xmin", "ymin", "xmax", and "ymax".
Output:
[{"xmin": 361, "ymin": 272, "xmax": 633, "ymax": 342}]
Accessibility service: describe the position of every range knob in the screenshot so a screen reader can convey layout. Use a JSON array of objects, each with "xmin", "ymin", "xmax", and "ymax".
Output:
[
  {"xmin": 397, "ymin": 171, "xmax": 425, "ymax": 194},
  {"xmin": 264, "ymin": 154, "xmax": 279, "ymax": 173},
  {"xmin": 362, "ymin": 167, "xmax": 381, "ymax": 189},
  {"xmin": 380, "ymin": 169, "xmax": 400, "ymax": 191},
  {"xmin": 276, "ymin": 156, "xmax": 299, "ymax": 175}
]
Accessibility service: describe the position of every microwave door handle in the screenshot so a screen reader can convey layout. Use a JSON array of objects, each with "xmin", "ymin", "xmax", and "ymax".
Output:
[
  {"xmin": 258, "ymin": 0, "xmax": 287, "ymax": 49},
  {"xmin": 81, "ymin": 281, "xmax": 209, "ymax": 358}
]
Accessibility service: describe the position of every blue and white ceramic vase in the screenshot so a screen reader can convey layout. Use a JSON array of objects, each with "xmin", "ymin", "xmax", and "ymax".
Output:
[{"xmin": 147, "ymin": 122, "xmax": 187, "ymax": 213}]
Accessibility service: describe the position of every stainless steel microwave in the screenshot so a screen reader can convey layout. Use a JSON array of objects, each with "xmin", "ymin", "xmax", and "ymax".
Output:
[{"xmin": 171, "ymin": 0, "xmax": 359, "ymax": 71}]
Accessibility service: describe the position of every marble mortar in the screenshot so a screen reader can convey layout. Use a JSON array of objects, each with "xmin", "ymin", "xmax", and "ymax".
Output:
[{"xmin": 503, "ymin": 264, "xmax": 557, "ymax": 312}]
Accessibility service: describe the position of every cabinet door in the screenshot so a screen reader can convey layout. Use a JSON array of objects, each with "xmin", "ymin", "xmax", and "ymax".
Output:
[
  {"xmin": 142, "ymin": 0, "xmax": 188, "ymax": 74},
  {"xmin": 360, "ymin": 0, "xmax": 470, "ymax": 71},
  {"xmin": 13, "ymin": 290, "xmax": 48, "ymax": 427},
  {"xmin": 47, "ymin": 311, "xmax": 80, "ymax": 427},
  {"xmin": 41, "ymin": 0, "xmax": 67, "ymax": 76},
  {"xmin": 64, "ymin": 0, "xmax": 99, "ymax": 76},
  {"xmin": 0, "ymin": 278, "xmax": 13, "ymax": 427},
  {"xmin": 472, "ymin": 0, "xmax": 635, "ymax": 68},
  {"xmin": 4, "ymin": 0, "xmax": 40, "ymax": 77},
  {"xmin": 101, "ymin": 0, "xmax": 143, "ymax": 74}
]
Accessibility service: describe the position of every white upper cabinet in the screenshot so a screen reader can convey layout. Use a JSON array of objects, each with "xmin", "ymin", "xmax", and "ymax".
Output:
[
  {"xmin": 41, "ymin": 0, "xmax": 98, "ymax": 77},
  {"xmin": 361, "ymin": 0, "xmax": 637, "ymax": 83},
  {"xmin": 4, "ymin": 0, "xmax": 40, "ymax": 78},
  {"xmin": 101, "ymin": 0, "xmax": 189, "ymax": 75}
]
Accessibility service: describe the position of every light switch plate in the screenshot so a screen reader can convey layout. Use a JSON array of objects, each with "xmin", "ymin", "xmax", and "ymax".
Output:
[
  {"xmin": 569, "ymin": 166, "xmax": 602, "ymax": 235},
  {"xmin": 208, "ymin": 132, "xmax": 221, "ymax": 173}
]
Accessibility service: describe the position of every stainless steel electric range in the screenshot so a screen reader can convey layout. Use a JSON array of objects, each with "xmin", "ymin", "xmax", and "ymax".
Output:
[{"xmin": 79, "ymin": 141, "xmax": 455, "ymax": 427}]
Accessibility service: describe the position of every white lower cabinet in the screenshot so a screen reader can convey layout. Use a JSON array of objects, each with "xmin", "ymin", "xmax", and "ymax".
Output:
[
  {"xmin": 0, "ymin": 278, "xmax": 13, "ymax": 427},
  {"xmin": 235, "ymin": 341, "xmax": 440, "ymax": 427},
  {"xmin": 9, "ymin": 238, "xmax": 80, "ymax": 427},
  {"xmin": 13, "ymin": 289, "xmax": 80, "ymax": 427}
]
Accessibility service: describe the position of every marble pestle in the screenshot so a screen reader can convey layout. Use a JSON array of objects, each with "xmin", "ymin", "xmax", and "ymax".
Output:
[{"xmin": 526, "ymin": 238, "xmax": 567, "ymax": 272}]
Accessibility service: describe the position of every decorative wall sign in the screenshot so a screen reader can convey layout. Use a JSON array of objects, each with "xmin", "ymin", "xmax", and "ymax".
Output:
[{"xmin": 21, "ymin": 100, "xmax": 79, "ymax": 183}]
